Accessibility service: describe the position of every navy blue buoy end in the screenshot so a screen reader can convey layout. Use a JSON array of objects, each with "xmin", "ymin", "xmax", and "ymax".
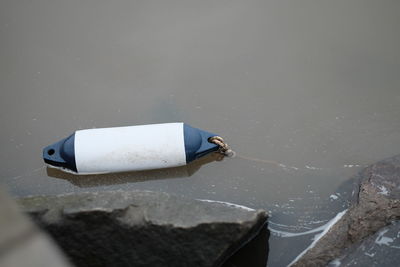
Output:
[
  {"xmin": 183, "ymin": 124, "xmax": 219, "ymax": 163},
  {"xmin": 43, "ymin": 133, "xmax": 77, "ymax": 172}
]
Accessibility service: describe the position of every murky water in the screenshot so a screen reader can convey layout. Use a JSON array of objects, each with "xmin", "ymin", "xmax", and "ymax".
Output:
[{"xmin": 1, "ymin": 1, "xmax": 400, "ymax": 266}]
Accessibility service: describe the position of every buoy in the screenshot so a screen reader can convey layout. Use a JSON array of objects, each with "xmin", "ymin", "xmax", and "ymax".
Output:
[{"xmin": 43, "ymin": 123, "xmax": 222, "ymax": 175}]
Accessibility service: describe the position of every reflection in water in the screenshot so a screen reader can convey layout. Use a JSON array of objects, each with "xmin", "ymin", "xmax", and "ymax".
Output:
[{"xmin": 47, "ymin": 152, "xmax": 223, "ymax": 187}]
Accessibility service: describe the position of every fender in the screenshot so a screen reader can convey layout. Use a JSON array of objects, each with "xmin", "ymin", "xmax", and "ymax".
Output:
[{"xmin": 43, "ymin": 123, "xmax": 219, "ymax": 175}]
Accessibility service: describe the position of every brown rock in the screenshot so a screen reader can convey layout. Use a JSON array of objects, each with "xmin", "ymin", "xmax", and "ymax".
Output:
[{"xmin": 292, "ymin": 155, "xmax": 400, "ymax": 266}]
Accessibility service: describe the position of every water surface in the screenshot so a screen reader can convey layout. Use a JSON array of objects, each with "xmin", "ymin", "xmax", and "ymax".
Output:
[{"xmin": 1, "ymin": 1, "xmax": 400, "ymax": 266}]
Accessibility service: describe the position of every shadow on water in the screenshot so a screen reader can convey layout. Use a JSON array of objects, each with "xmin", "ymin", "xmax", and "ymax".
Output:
[
  {"xmin": 222, "ymin": 226, "xmax": 270, "ymax": 267},
  {"xmin": 46, "ymin": 152, "xmax": 223, "ymax": 187}
]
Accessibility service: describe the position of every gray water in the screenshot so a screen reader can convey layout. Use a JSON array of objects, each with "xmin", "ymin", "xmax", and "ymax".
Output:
[{"xmin": 1, "ymin": 1, "xmax": 400, "ymax": 266}]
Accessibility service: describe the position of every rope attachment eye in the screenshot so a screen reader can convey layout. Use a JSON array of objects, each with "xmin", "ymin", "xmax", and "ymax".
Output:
[{"xmin": 208, "ymin": 136, "xmax": 235, "ymax": 158}]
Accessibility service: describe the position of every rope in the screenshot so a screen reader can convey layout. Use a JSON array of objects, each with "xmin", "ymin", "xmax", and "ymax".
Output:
[
  {"xmin": 208, "ymin": 136, "xmax": 365, "ymax": 171},
  {"xmin": 208, "ymin": 136, "xmax": 236, "ymax": 158}
]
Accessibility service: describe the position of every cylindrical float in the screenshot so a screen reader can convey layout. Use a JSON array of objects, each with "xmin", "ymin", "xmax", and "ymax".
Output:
[{"xmin": 43, "ymin": 123, "xmax": 220, "ymax": 174}]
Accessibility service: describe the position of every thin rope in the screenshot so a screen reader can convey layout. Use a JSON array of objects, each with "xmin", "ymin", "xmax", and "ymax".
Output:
[
  {"xmin": 208, "ymin": 136, "xmax": 365, "ymax": 171},
  {"xmin": 236, "ymin": 155, "xmax": 288, "ymax": 168}
]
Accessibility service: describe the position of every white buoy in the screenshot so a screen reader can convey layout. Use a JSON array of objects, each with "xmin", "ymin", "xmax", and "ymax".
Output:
[{"xmin": 43, "ymin": 122, "xmax": 220, "ymax": 174}]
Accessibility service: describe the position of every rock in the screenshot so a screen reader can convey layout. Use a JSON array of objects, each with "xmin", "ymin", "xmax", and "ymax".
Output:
[
  {"xmin": 18, "ymin": 190, "xmax": 268, "ymax": 267},
  {"xmin": 292, "ymin": 155, "xmax": 400, "ymax": 266},
  {"xmin": 0, "ymin": 188, "xmax": 72, "ymax": 267},
  {"xmin": 222, "ymin": 226, "xmax": 269, "ymax": 267},
  {"xmin": 329, "ymin": 220, "xmax": 400, "ymax": 266}
]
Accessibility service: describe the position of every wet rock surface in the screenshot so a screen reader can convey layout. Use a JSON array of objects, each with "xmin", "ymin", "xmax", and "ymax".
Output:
[
  {"xmin": 18, "ymin": 190, "xmax": 268, "ymax": 267},
  {"xmin": 329, "ymin": 220, "xmax": 400, "ymax": 266},
  {"xmin": 292, "ymin": 155, "xmax": 400, "ymax": 266}
]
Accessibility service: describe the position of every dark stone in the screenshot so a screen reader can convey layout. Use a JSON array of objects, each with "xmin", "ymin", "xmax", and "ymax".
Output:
[
  {"xmin": 292, "ymin": 155, "xmax": 400, "ymax": 266},
  {"xmin": 222, "ymin": 226, "xmax": 269, "ymax": 267},
  {"xmin": 18, "ymin": 190, "xmax": 268, "ymax": 267},
  {"xmin": 329, "ymin": 220, "xmax": 400, "ymax": 266}
]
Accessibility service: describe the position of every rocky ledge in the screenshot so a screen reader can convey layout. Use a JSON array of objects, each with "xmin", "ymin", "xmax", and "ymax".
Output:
[
  {"xmin": 18, "ymin": 190, "xmax": 268, "ymax": 267},
  {"xmin": 292, "ymin": 155, "xmax": 400, "ymax": 266}
]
